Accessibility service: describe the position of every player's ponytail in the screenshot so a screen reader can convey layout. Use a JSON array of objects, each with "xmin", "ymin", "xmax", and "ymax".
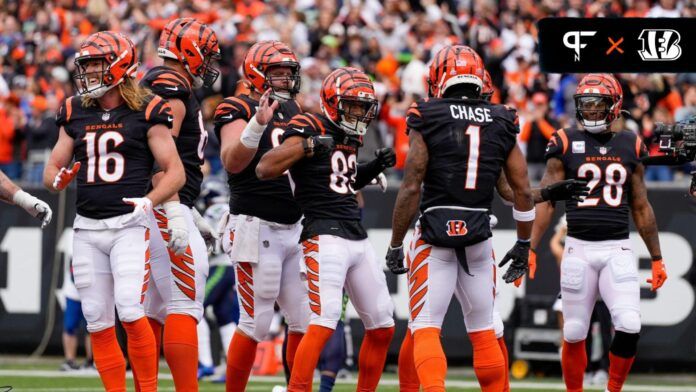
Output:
[{"xmin": 119, "ymin": 77, "xmax": 153, "ymax": 111}]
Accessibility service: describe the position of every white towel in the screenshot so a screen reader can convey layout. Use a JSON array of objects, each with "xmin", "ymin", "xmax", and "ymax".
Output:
[{"xmin": 229, "ymin": 214, "xmax": 261, "ymax": 264}]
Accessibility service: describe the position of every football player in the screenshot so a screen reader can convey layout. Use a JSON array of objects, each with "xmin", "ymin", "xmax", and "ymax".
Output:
[
  {"xmin": 385, "ymin": 45, "xmax": 535, "ymax": 392},
  {"xmin": 43, "ymin": 31, "xmax": 184, "ymax": 392},
  {"xmin": 212, "ymin": 40, "xmax": 310, "ymax": 391},
  {"xmin": 531, "ymin": 73, "xmax": 666, "ymax": 392},
  {"xmin": 139, "ymin": 17, "xmax": 220, "ymax": 390},
  {"xmin": 0, "ymin": 170, "xmax": 52, "ymax": 227},
  {"xmin": 256, "ymin": 67, "xmax": 396, "ymax": 392}
]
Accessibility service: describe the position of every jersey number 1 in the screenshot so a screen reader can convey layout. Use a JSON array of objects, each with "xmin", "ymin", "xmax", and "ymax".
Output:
[
  {"xmin": 83, "ymin": 131, "xmax": 125, "ymax": 183},
  {"xmin": 464, "ymin": 125, "xmax": 481, "ymax": 190}
]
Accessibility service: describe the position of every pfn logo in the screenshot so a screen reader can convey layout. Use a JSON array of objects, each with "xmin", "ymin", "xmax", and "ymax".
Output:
[
  {"xmin": 446, "ymin": 220, "xmax": 468, "ymax": 237},
  {"xmin": 638, "ymin": 29, "xmax": 682, "ymax": 61},
  {"xmin": 563, "ymin": 31, "xmax": 597, "ymax": 62}
]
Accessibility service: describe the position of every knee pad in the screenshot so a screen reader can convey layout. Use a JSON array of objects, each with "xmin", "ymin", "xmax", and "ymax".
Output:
[
  {"xmin": 116, "ymin": 289, "xmax": 145, "ymax": 323},
  {"xmin": 492, "ymin": 311, "xmax": 504, "ymax": 339},
  {"xmin": 610, "ymin": 331, "xmax": 640, "ymax": 358},
  {"xmin": 613, "ymin": 309, "xmax": 641, "ymax": 335},
  {"xmin": 82, "ymin": 299, "xmax": 112, "ymax": 332},
  {"xmin": 237, "ymin": 304, "xmax": 275, "ymax": 342},
  {"xmin": 563, "ymin": 319, "xmax": 589, "ymax": 343}
]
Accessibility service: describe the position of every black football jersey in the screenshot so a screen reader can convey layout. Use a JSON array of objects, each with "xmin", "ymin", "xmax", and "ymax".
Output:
[
  {"xmin": 141, "ymin": 66, "xmax": 206, "ymax": 207},
  {"xmin": 56, "ymin": 95, "xmax": 173, "ymax": 219},
  {"xmin": 545, "ymin": 128, "xmax": 648, "ymax": 241},
  {"xmin": 281, "ymin": 113, "xmax": 367, "ymax": 241},
  {"xmin": 407, "ymin": 98, "xmax": 519, "ymax": 212},
  {"xmin": 213, "ymin": 95, "xmax": 302, "ymax": 224}
]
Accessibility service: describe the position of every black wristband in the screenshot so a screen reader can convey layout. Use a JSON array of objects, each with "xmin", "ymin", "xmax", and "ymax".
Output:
[
  {"xmin": 540, "ymin": 187, "xmax": 550, "ymax": 201},
  {"xmin": 651, "ymin": 255, "xmax": 663, "ymax": 261}
]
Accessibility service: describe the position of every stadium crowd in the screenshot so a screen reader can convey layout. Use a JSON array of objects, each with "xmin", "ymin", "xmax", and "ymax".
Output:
[{"xmin": 1, "ymin": 0, "xmax": 695, "ymax": 183}]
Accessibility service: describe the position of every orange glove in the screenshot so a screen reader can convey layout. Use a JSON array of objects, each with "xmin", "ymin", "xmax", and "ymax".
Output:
[
  {"xmin": 647, "ymin": 258, "xmax": 667, "ymax": 291},
  {"xmin": 514, "ymin": 248, "xmax": 537, "ymax": 287},
  {"xmin": 52, "ymin": 162, "xmax": 81, "ymax": 191}
]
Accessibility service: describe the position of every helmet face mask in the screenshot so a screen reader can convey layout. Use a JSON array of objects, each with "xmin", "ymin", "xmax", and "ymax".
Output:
[
  {"xmin": 158, "ymin": 18, "xmax": 220, "ymax": 88},
  {"xmin": 574, "ymin": 73, "xmax": 623, "ymax": 134},
  {"xmin": 74, "ymin": 31, "xmax": 138, "ymax": 99},
  {"xmin": 576, "ymin": 95, "xmax": 612, "ymax": 132},
  {"xmin": 264, "ymin": 64, "xmax": 301, "ymax": 102},
  {"xmin": 336, "ymin": 96, "xmax": 378, "ymax": 136},
  {"xmin": 196, "ymin": 48, "xmax": 221, "ymax": 88}
]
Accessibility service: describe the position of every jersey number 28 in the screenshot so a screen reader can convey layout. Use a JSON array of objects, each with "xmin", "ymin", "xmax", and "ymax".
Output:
[{"xmin": 577, "ymin": 163, "xmax": 627, "ymax": 207}]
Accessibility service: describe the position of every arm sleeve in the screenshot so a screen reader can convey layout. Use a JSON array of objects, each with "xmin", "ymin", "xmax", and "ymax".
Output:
[
  {"xmin": 144, "ymin": 95, "xmax": 174, "ymax": 128},
  {"xmin": 353, "ymin": 158, "xmax": 383, "ymax": 190}
]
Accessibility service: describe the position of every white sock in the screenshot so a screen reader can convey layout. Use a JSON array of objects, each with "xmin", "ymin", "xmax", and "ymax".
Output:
[
  {"xmin": 197, "ymin": 319, "xmax": 213, "ymax": 368},
  {"xmin": 219, "ymin": 322, "xmax": 237, "ymax": 355}
]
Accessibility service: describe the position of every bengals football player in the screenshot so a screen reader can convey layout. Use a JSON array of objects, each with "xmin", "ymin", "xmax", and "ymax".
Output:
[
  {"xmin": 138, "ymin": 17, "xmax": 221, "ymax": 390},
  {"xmin": 44, "ymin": 31, "xmax": 184, "ymax": 392},
  {"xmin": 212, "ymin": 40, "xmax": 309, "ymax": 391},
  {"xmin": 531, "ymin": 73, "xmax": 666, "ymax": 392},
  {"xmin": 257, "ymin": 67, "xmax": 397, "ymax": 392},
  {"xmin": 386, "ymin": 45, "xmax": 535, "ymax": 391}
]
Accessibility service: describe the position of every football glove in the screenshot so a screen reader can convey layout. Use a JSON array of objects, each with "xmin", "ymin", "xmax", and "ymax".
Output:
[
  {"xmin": 13, "ymin": 190, "xmax": 53, "ymax": 228},
  {"xmin": 163, "ymin": 201, "xmax": 189, "ymax": 255},
  {"xmin": 369, "ymin": 172, "xmax": 388, "ymax": 192},
  {"xmin": 386, "ymin": 245, "xmax": 409, "ymax": 275},
  {"xmin": 541, "ymin": 179, "xmax": 589, "ymax": 202},
  {"xmin": 53, "ymin": 162, "xmax": 81, "ymax": 191},
  {"xmin": 647, "ymin": 258, "xmax": 667, "ymax": 291},
  {"xmin": 122, "ymin": 197, "xmax": 152, "ymax": 226},
  {"xmin": 375, "ymin": 148, "xmax": 397, "ymax": 171},
  {"xmin": 191, "ymin": 206, "xmax": 220, "ymax": 253},
  {"xmin": 514, "ymin": 247, "xmax": 537, "ymax": 287},
  {"xmin": 499, "ymin": 240, "xmax": 530, "ymax": 283}
]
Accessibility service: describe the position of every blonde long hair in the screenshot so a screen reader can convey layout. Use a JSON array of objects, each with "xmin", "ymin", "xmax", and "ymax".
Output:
[{"xmin": 82, "ymin": 77, "xmax": 152, "ymax": 111}]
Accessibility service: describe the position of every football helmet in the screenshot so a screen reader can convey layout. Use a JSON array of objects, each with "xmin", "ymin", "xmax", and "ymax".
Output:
[
  {"xmin": 428, "ymin": 45, "xmax": 485, "ymax": 98},
  {"xmin": 482, "ymin": 70, "xmax": 494, "ymax": 101},
  {"xmin": 573, "ymin": 73, "xmax": 623, "ymax": 133},
  {"xmin": 158, "ymin": 18, "xmax": 221, "ymax": 88},
  {"xmin": 74, "ymin": 31, "xmax": 138, "ymax": 98},
  {"xmin": 320, "ymin": 67, "xmax": 378, "ymax": 136},
  {"xmin": 243, "ymin": 40, "xmax": 301, "ymax": 102}
]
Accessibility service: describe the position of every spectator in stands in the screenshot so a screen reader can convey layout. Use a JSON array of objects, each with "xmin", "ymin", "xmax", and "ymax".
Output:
[{"xmin": 520, "ymin": 92, "xmax": 559, "ymax": 181}]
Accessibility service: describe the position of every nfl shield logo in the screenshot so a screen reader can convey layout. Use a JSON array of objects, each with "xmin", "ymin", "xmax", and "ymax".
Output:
[
  {"xmin": 102, "ymin": 112, "xmax": 110, "ymax": 121},
  {"xmin": 599, "ymin": 147, "xmax": 608, "ymax": 155}
]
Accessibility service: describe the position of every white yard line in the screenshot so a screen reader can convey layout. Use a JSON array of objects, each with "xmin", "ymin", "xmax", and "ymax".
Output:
[{"xmin": 1, "ymin": 369, "xmax": 695, "ymax": 392}]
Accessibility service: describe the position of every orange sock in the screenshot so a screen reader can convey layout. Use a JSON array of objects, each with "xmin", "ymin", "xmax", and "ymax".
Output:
[
  {"xmin": 562, "ymin": 340, "xmax": 587, "ymax": 392},
  {"xmin": 91, "ymin": 327, "xmax": 127, "ymax": 392},
  {"xmin": 163, "ymin": 314, "xmax": 198, "ymax": 391},
  {"xmin": 469, "ymin": 329, "xmax": 505, "ymax": 392},
  {"xmin": 287, "ymin": 324, "xmax": 334, "ymax": 392},
  {"xmin": 122, "ymin": 318, "xmax": 158, "ymax": 392},
  {"xmin": 285, "ymin": 332, "xmax": 304, "ymax": 374},
  {"xmin": 608, "ymin": 352, "xmax": 635, "ymax": 392},
  {"xmin": 134, "ymin": 318, "xmax": 162, "ymax": 392},
  {"xmin": 498, "ymin": 336, "xmax": 510, "ymax": 392},
  {"xmin": 357, "ymin": 326, "xmax": 395, "ymax": 391},
  {"xmin": 413, "ymin": 327, "xmax": 447, "ymax": 392},
  {"xmin": 398, "ymin": 329, "xmax": 420, "ymax": 392},
  {"xmin": 225, "ymin": 330, "xmax": 259, "ymax": 392}
]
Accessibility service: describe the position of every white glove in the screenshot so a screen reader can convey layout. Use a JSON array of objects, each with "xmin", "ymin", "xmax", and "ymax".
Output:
[
  {"xmin": 191, "ymin": 207, "xmax": 220, "ymax": 253},
  {"xmin": 164, "ymin": 201, "xmax": 189, "ymax": 255},
  {"xmin": 369, "ymin": 172, "xmax": 388, "ymax": 193},
  {"xmin": 122, "ymin": 197, "xmax": 153, "ymax": 226},
  {"xmin": 13, "ymin": 190, "xmax": 53, "ymax": 228}
]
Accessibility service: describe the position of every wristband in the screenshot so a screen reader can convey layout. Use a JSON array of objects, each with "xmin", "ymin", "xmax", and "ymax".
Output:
[
  {"xmin": 239, "ymin": 115, "xmax": 266, "ymax": 149},
  {"xmin": 12, "ymin": 190, "xmax": 35, "ymax": 211},
  {"xmin": 651, "ymin": 255, "xmax": 663, "ymax": 261},
  {"xmin": 512, "ymin": 207, "xmax": 536, "ymax": 222}
]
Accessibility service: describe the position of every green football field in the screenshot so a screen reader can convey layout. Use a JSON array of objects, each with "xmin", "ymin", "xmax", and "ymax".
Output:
[{"xmin": 2, "ymin": 359, "xmax": 696, "ymax": 391}]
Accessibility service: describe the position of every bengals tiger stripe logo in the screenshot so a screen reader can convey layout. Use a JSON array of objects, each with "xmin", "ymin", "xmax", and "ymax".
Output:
[{"xmin": 446, "ymin": 220, "xmax": 468, "ymax": 237}]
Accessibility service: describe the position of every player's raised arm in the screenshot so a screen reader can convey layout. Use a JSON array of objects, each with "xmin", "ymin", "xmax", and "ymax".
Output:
[
  {"xmin": 386, "ymin": 131, "xmax": 428, "ymax": 274},
  {"xmin": 496, "ymin": 166, "xmax": 588, "ymax": 205},
  {"xmin": 630, "ymin": 163, "xmax": 666, "ymax": 291},
  {"xmin": 256, "ymin": 134, "xmax": 333, "ymax": 180},
  {"xmin": 146, "ymin": 123, "xmax": 186, "ymax": 206}
]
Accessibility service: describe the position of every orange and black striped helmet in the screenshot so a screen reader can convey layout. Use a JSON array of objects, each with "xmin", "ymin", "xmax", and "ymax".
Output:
[
  {"xmin": 427, "ymin": 45, "xmax": 485, "ymax": 98},
  {"xmin": 243, "ymin": 40, "xmax": 301, "ymax": 101},
  {"xmin": 482, "ymin": 69, "xmax": 494, "ymax": 101},
  {"xmin": 74, "ymin": 31, "xmax": 138, "ymax": 98},
  {"xmin": 574, "ymin": 73, "xmax": 623, "ymax": 133},
  {"xmin": 320, "ymin": 67, "xmax": 378, "ymax": 136},
  {"xmin": 158, "ymin": 18, "xmax": 221, "ymax": 88}
]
